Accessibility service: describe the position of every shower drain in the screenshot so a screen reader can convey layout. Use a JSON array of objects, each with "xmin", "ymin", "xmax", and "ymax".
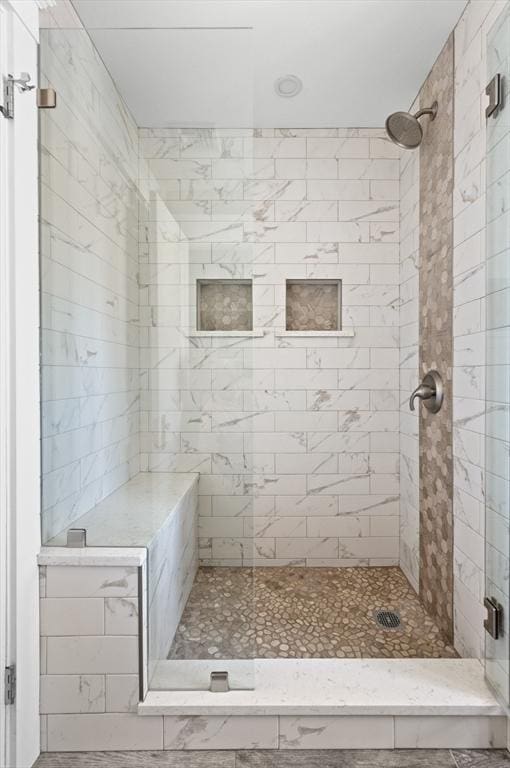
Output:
[{"xmin": 374, "ymin": 610, "xmax": 402, "ymax": 630}]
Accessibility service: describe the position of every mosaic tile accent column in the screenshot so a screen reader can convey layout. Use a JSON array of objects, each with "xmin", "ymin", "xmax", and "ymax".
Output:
[{"xmin": 418, "ymin": 34, "xmax": 454, "ymax": 641}]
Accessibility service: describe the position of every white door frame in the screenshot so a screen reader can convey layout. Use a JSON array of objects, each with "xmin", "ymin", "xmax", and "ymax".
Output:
[
  {"xmin": 0, "ymin": 5, "xmax": 13, "ymax": 762},
  {"xmin": 0, "ymin": 2, "xmax": 40, "ymax": 766}
]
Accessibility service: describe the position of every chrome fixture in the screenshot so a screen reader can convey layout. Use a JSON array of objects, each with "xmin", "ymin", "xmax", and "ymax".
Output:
[
  {"xmin": 37, "ymin": 87, "xmax": 57, "ymax": 109},
  {"xmin": 67, "ymin": 528, "xmax": 87, "ymax": 547},
  {"xmin": 409, "ymin": 370, "xmax": 443, "ymax": 413},
  {"xmin": 486, "ymin": 74, "xmax": 502, "ymax": 118},
  {"xmin": 4, "ymin": 665, "xmax": 16, "ymax": 706},
  {"xmin": 385, "ymin": 102, "xmax": 438, "ymax": 149},
  {"xmin": 210, "ymin": 671, "xmax": 230, "ymax": 692},
  {"xmin": 484, "ymin": 596, "xmax": 503, "ymax": 639},
  {"xmin": 0, "ymin": 72, "xmax": 35, "ymax": 119}
]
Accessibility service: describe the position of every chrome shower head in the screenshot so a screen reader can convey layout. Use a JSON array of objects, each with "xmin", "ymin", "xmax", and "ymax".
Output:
[{"xmin": 385, "ymin": 101, "xmax": 438, "ymax": 149}]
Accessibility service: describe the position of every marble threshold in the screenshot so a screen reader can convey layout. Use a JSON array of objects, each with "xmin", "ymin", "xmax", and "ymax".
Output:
[{"xmin": 140, "ymin": 659, "xmax": 504, "ymax": 717}]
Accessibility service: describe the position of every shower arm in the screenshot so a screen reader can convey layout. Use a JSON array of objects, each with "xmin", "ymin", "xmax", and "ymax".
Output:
[{"xmin": 413, "ymin": 102, "xmax": 438, "ymax": 121}]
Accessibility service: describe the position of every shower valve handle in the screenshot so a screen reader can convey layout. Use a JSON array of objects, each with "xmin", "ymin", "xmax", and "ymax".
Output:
[
  {"xmin": 409, "ymin": 370, "xmax": 444, "ymax": 413},
  {"xmin": 409, "ymin": 384, "xmax": 434, "ymax": 410}
]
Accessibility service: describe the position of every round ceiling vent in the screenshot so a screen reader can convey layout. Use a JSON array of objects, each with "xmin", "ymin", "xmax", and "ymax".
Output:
[{"xmin": 274, "ymin": 75, "xmax": 303, "ymax": 98}]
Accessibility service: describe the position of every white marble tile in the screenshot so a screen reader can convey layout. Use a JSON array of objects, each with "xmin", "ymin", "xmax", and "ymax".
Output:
[
  {"xmin": 106, "ymin": 675, "xmax": 140, "ymax": 713},
  {"xmin": 104, "ymin": 598, "xmax": 139, "ymax": 636},
  {"xmin": 370, "ymin": 138, "xmax": 401, "ymax": 159},
  {"xmin": 307, "ymin": 138, "xmax": 369, "ymax": 159},
  {"xmin": 47, "ymin": 636, "xmax": 138, "ymax": 675},
  {"xmin": 394, "ymin": 715, "xmax": 507, "ymax": 748},
  {"xmin": 250, "ymin": 138, "xmax": 306, "ymax": 158},
  {"xmin": 40, "ymin": 675, "xmax": 106, "ymax": 714},
  {"xmin": 41, "ymin": 598, "xmax": 104, "ymax": 636},
  {"xmin": 46, "ymin": 101, "xmax": 405, "ymax": 566},
  {"xmin": 47, "ymin": 713, "xmax": 163, "ymax": 751},
  {"xmin": 147, "ymin": 479, "xmax": 198, "ymax": 672},
  {"xmin": 44, "ymin": 565, "xmax": 139, "ymax": 598},
  {"xmin": 279, "ymin": 715, "xmax": 394, "ymax": 749},
  {"xmin": 338, "ymin": 159, "xmax": 400, "ymax": 180},
  {"xmin": 163, "ymin": 716, "xmax": 278, "ymax": 750},
  {"xmin": 40, "ymin": 22, "xmax": 141, "ymax": 541}
]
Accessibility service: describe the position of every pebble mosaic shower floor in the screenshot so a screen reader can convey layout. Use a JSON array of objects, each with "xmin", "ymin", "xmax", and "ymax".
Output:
[{"xmin": 168, "ymin": 567, "xmax": 457, "ymax": 660}]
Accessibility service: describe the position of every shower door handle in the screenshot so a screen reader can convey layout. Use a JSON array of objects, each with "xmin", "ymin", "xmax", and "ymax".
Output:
[{"xmin": 409, "ymin": 370, "xmax": 443, "ymax": 413}]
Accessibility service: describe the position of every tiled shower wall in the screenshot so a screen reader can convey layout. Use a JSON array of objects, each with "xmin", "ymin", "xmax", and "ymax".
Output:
[
  {"xmin": 398, "ymin": 0, "xmax": 508, "ymax": 658},
  {"xmin": 38, "ymin": 0, "xmax": 509, "ymax": 666},
  {"xmin": 452, "ymin": 0, "xmax": 507, "ymax": 660},
  {"xmin": 395, "ymin": 0, "xmax": 509, "ymax": 657},
  {"xmin": 39, "ymin": 19, "xmax": 141, "ymax": 541},
  {"xmin": 139, "ymin": 129, "xmax": 402, "ymax": 565}
]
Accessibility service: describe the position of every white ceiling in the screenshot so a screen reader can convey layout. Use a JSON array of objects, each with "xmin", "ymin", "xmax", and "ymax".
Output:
[{"xmin": 72, "ymin": 0, "xmax": 467, "ymax": 128}]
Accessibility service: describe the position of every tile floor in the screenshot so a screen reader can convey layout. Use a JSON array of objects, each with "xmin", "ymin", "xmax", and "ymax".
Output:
[
  {"xmin": 168, "ymin": 566, "xmax": 458, "ymax": 660},
  {"xmin": 33, "ymin": 749, "xmax": 510, "ymax": 767}
]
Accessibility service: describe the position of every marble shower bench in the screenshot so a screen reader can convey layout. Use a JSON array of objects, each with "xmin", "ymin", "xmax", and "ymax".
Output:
[{"xmin": 38, "ymin": 472, "xmax": 198, "ymax": 751}]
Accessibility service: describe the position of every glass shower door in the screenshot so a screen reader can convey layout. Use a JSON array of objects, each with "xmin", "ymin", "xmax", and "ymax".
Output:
[
  {"xmin": 485, "ymin": 5, "xmax": 510, "ymax": 704},
  {"xmin": 39, "ymin": 20, "xmax": 257, "ymax": 694}
]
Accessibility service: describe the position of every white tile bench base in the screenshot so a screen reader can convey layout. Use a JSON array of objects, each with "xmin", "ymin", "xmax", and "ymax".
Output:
[{"xmin": 42, "ymin": 714, "xmax": 507, "ymax": 752}]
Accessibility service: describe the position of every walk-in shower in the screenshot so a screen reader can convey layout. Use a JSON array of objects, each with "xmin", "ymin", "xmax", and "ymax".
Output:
[{"xmin": 36, "ymin": 0, "xmax": 510, "ymax": 715}]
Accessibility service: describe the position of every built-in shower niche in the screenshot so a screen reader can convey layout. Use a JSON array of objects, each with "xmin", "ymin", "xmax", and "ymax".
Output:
[
  {"xmin": 196, "ymin": 279, "xmax": 253, "ymax": 332},
  {"xmin": 285, "ymin": 279, "xmax": 342, "ymax": 332}
]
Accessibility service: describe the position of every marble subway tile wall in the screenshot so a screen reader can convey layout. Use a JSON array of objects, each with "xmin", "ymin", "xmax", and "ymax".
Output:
[
  {"xmin": 39, "ymin": 21, "xmax": 141, "ymax": 541},
  {"xmin": 399, "ymin": 104, "xmax": 421, "ymax": 593},
  {"xmin": 484, "ymin": 2, "xmax": 510, "ymax": 703},
  {"xmin": 452, "ymin": 0, "xmax": 507, "ymax": 660},
  {"xmin": 39, "ymin": 562, "xmax": 146, "ymax": 751},
  {"xmin": 139, "ymin": 128, "xmax": 402, "ymax": 566}
]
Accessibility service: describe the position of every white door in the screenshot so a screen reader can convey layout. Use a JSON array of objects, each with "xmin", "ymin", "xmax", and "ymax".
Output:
[
  {"xmin": 0, "ymin": 2, "xmax": 40, "ymax": 766},
  {"xmin": 0, "ymin": 5, "xmax": 15, "ymax": 760}
]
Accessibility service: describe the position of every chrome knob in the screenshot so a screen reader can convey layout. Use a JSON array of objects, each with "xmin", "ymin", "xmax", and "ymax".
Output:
[{"xmin": 409, "ymin": 370, "xmax": 443, "ymax": 413}]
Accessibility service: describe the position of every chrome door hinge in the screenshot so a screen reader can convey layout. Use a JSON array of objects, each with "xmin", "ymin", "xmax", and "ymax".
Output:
[
  {"xmin": 484, "ymin": 596, "xmax": 503, "ymax": 639},
  {"xmin": 0, "ymin": 75, "xmax": 14, "ymax": 119},
  {"xmin": 4, "ymin": 665, "xmax": 16, "ymax": 705},
  {"xmin": 486, "ymin": 74, "xmax": 503, "ymax": 119},
  {"xmin": 0, "ymin": 72, "xmax": 35, "ymax": 119}
]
